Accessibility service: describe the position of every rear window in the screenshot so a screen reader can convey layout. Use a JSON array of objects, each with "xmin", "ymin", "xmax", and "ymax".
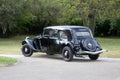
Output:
[
  {"xmin": 76, "ymin": 32, "xmax": 90, "ymax": 37},
  {"xmin": 73, "ymin": 28, "xmax": 92, "ymax": 39}
]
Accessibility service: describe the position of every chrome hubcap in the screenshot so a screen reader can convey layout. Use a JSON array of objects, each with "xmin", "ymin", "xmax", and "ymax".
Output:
[
  {"xmin": 64, "ymin": 51, "xmax": 68, "ymax": 56},
  {"xmin": 25, "ymin": 47, "xmax": 28, "ymax": 52}
]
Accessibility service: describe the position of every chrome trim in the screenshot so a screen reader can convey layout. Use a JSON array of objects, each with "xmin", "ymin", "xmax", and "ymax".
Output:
[{"xmin": 77, "ymin": 50, "xmax": 108, "ymax": 55}]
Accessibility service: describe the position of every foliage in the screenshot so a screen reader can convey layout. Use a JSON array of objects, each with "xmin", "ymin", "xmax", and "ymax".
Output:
[
  {"xmin": 0, "ymin": 0, "xmax": 120, "ymax": 37},
  {"xmin": 95, "ymin": 20, "xmax": 111, "ymax": 36},
  {"xmin": 110, "ymin": 19, "xmax": 120, "ymax": 36},
  {"xmin": 0, "ymin": 0, "xmax": 18, "ymax": 36}
]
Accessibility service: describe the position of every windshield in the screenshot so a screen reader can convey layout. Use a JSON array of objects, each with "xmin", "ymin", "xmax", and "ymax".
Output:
[{"xmin": 73, "ymin": 28, "xmax": 92, "ymax": 39}]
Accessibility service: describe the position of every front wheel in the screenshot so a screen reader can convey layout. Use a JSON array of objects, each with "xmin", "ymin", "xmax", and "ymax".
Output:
[
  {"xmin": 22, "ymin": 44, "xmax": 33, "ymax": 57},
  {"xmin": 88, "ymin": 54, "xmax": 99, "ymax": 60},
  {"xmin": 62, "ymin": 46, "xmax": 73, "ymax": 61}
]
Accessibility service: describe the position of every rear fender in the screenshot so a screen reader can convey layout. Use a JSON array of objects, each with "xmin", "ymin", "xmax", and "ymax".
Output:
[
  {"xmin": 93, "ymin": 39, "xmax": 102, "ymax": 50},
  {"xmin": 60, "ymin": 41, "xmax": 75, "ymax": 54}
]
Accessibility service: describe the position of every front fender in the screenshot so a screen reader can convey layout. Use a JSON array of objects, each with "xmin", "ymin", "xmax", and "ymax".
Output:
[{"xmin": 22, "ymin": 37, "xmax": 36, "ymax": 50}]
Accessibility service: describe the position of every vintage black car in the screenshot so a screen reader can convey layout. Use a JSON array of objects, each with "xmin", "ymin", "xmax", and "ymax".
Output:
[{"xmin": 21, "ymin": 26, "xmax": 106, "ymax": 61}]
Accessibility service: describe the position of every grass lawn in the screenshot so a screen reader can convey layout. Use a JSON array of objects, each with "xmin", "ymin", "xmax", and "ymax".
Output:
[
  {"xmin": 0, "ymin": 36, "xmax": 25, "ymax": 54},
  {"xmin": 0, "ymin": 56, "xmax": 17, "ymax": 67},
  {"xmin": 0, "ymin": 36, "xmax": 120, "ymax": 58},
  {"xmin": 96, "ymin": 37, "xmax": 120, "ymax": 58}
]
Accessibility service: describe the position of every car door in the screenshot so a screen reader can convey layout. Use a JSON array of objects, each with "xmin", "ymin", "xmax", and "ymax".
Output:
[
  {"xmin": 47, "ymin": 29, "xmax": 60, "ymax": 53},
  {"xmin": 40, "ymin": 29, "xmax": 50, "ymax": 52}
]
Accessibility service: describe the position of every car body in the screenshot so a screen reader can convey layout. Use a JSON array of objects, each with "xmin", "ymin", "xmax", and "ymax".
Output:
[{"xmin": 21, "ymin": 26, "xmax": 106, "ymax": 61}]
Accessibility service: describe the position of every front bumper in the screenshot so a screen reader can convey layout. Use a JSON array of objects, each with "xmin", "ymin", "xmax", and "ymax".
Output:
[{"xmin": 77, "ymin": 50, "xmax": 108, "ymax": 55}]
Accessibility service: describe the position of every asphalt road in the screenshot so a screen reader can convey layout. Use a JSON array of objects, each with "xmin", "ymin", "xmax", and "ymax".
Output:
[{"xmin": 0, "ymin": 54, "xmax": 120, "ymax": 80}]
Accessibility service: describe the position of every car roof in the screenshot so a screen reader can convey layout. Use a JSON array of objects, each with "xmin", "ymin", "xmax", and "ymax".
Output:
[{"xmin": 44, "ymin": 26, "xmax": 90, "ymax": 30}]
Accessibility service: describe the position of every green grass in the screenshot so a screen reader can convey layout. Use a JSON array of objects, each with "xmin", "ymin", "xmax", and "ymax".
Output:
[
  {"xmin": 0, "ymin": 35, "xmax": 34, "ymax": 54},
  {"xmin": 0, "ymin": 36, "xmax": 120, "ymax": 58},
  {"xmin": 0, "ymin": 56, "xmax": 17, "ymax": 67},
  {"xmin": 0, "ymin": 36, "xmax": 24, "ymax": 54},
  {"xmin": 96, "ymin": 37, "xmax": 120, "ymax": 58}
]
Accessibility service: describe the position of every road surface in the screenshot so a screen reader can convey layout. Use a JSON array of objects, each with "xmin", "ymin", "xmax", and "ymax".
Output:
[{"xmin": 0, "ymin": 54, "xmax": 120, "ymax": 80}]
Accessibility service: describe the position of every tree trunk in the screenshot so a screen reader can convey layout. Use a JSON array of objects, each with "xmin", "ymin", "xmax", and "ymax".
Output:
[{"xmin": 88, "ymin": 10, "xmax": 97, "ymax": 35}]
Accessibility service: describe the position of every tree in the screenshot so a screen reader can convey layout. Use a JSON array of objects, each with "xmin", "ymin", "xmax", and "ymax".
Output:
[
  {"xmin": 60, "ymin": 0, "xmax": 120, "ymax": 35},
  {"xmin": 0, "ymin": 0, "xmax": 120, "ymax": 37},
  {"xmin": 58, "ymin": 0, "xmax": 83, "ymax": 25},
  {"xmin": 0, "ymin": 0, "xmax": 19, "ymax": 35},
  {"xmin": 75, "ymin": 0, "xmax": 106, "ymax": 34}
]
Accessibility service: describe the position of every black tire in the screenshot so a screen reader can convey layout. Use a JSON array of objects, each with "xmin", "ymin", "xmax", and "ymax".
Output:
[
  {"xmin": 62, "ymin": 46, "xmax": 73, "ymax": 61},
  {"xmin": 88, "ymin": 54, "xmax": 99, "ymax": 60},
  {"xmin": 22, "ymin": 44, "xmax": 33, "ymax": 57}
]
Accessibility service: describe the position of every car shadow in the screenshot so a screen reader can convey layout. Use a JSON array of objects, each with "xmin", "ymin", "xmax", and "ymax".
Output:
[
  {"xmin": 32, "ymin": 54, "xmax": 103, "ymax": 63},
  {"xmin": 32, "ymin": 54, "xmax": 63, "ymax": 61}
]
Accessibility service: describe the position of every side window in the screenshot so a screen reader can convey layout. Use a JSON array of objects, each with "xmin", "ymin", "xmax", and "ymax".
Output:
[
  {"xmin": 66, "ymin": 30, "xmax": 72, "ymax": 41},
  {"xmin": 43, "ymin": 29, "xmax": 49, "ymax": 37},
  {"xmin": 59, "ymin": 31, "xmax": 68, "ymax": 41},
  {"xmin": 59, "ymin": 30, "xmax": 72, "ymax": 41},
  {"xmin": 49, "ymin": 29, "xmax": 58, "ymax": 38},
  {"xmin": 43, "ymin": 29, "xmax": 58, "ymax": 38}
]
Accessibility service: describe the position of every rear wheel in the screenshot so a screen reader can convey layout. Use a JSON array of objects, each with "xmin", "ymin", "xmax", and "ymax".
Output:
[
  {"xmin": 88, "ymin": 54, "xmax": 99, "ymax": 60},
  {"xmin": 62, "ymin": 46, "xmax": 73, "ymax": 61},
  {"xmin": 22, "ymin": 44, "xmax": 33, "ymax": 57}
]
